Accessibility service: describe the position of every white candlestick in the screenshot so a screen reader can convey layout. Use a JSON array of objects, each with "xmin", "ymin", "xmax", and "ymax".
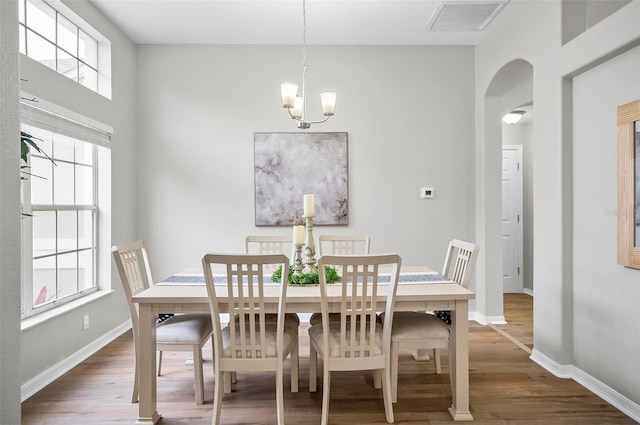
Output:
[
  {"xmin": 293, "ymin": 225, "xmax": 305, "ymax": 245},
  {"xmin": 303, "ymin": 194, "xmax": 314, "ymax": 216}
]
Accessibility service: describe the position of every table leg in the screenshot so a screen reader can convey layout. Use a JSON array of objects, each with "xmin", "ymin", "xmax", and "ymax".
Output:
[
  {"xmin": 136, "ymin": 304, "xmax": 162, "ymax": 424},
  {"xmin": 448, "ymin": 300, "xmax": 473, "ymax": 421}
]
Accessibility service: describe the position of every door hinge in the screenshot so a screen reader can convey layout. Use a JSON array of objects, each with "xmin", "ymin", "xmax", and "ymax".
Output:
[
  {"xmin": 517, "ymin": 267, "xmax": 520, "ymax": 275},
  {"xmin": 517, "ymin": 162, "xmax": 520, "ymax": 170},
  {"xmin": 517, "ymin": 214, "xmax": 520, "ymax": 223}
]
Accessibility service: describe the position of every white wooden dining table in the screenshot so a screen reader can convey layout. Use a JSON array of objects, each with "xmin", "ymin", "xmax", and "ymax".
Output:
[{"xmin": 131, "ymin": 266, "xmax": 475, "ymax": 424}]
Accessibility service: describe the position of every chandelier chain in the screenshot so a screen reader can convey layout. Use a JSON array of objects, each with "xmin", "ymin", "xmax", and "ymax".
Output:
[
  {"xmin": 302, "ymin": 0, "xmax": 307, "ymax": 119},
  {"xmin": 279, "ymin": 0, "xmax": 335, "ymax": 129}
]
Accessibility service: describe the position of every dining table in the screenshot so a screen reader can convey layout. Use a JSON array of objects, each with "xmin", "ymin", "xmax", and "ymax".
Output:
[{"xmin": 131, "ymin": 265, "xmax": 475, "ymax": 424}]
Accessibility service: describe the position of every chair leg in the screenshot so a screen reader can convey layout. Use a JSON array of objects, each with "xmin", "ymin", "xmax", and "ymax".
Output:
[
  {"xmin": 309, "ymin": 344, "xmax": 318, "ymax": 392},
  {"xmin": 434, "ymin": 348, "xmax": 442, "ymax": 374},
  {"xmin": 290, "ymin": 336, "xmax": 299, "ymax": 393},
  {"xmin": 276, "ymin": 362, "xmax": 285, "ymax": 425},
  {"xmin": 231, "ymin": 372, "xmax": 237, "ymax": 384},
  {"xmin": 382, "ymin": 366, "xmax": 394, "ymax": 424},
  {"xmin": 212, "ymin": 366, "xmax": 223, "ymax": 425},
  {"xmin": 412, "ymin": 348, "xmax": 431, "ymax": 361},
  {"xmin": 321, "ymin": 369, "xmax": 331, "ymax": 425},
  {"xmin": 373, "ymin": 369, "xmax": 382, "ymax": 389},
  {"xmin": 157, "ymin": 351, "xmax": 163, "ymax": 376},
  {"xmin": 193, "ymin": 346, "xmax": 205, "ymax": 405},
  {"xmin": 131, "ymin": 362, "xmax": 139, "ymax": 403},
  {"xmin": 390, "ymin": 341, "xmax": 399, "ymax": 403},
  {"xmin": 223, "ymin": 372, "xmax": 232, "ymax": 393}
]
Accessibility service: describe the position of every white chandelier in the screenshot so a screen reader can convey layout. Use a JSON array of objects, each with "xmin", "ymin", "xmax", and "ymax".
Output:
[{"xmin": 280, "ymin": 0, "xmax": 336, "ymax": 129}]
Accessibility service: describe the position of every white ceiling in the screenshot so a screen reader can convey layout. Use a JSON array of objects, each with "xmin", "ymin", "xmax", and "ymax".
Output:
[{"xmin": 89, "ymin": 0, "xmax": 511, "ymax": 45}]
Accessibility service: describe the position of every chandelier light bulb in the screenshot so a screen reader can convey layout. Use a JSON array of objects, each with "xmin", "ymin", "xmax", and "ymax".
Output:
[
  {"xmin": 320, "ymin": 92, "xmax": 336, "ymax": 116},
  {"xmin": 281, "ymin": 83, "xmax": 298, "ymax": 109},
  {"xmin": 291, "ymin": 97, "xmax": 304, "ymax": 119}
]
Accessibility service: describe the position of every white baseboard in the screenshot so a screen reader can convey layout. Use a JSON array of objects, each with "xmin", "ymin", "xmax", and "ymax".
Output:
[
  {"xmin": 530, "ymin": 348, "xmax": 640, "ymax": 422},
  {"xmin": 470, "ymin": 310, "xmax": 506, "ymax": 325},
  {"xmin": 21, "ymin": 320, "xmax": 132, "ymax": 402},
  {"xmin": 523, "ymin": 288, "xmax": 534, "ymax": 296}
]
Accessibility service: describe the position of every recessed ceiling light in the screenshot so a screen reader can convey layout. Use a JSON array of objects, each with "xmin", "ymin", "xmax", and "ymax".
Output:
[{"xmin": 502, "ymin": 110, "xmax": 525, "ymax": 124}]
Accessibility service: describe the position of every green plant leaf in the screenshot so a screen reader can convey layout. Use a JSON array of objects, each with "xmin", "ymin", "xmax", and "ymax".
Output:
[
  {"xmin": 20, "ymin": 132, "xmax": 55, "ymax": 164},
  {"xmin": 271, "ymin": 265, "xmax": 340, "ymax": 285}
]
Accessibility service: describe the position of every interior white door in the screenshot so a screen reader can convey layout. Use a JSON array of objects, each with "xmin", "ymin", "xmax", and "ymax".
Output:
[{"xmin": 502, "ymin": 145, "xmax": 523, "ymax": 293}]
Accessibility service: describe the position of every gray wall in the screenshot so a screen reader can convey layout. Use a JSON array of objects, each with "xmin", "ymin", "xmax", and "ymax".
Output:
[
  {"xmin": 135, "ymin": 45, "xmax": 477, "ymax": 289},
  {"xmin": 477, "ymin": 0, "xmax": 640, "ymax": 411},
  {"xmin": 573, "ymin": 44, "xmax": 640, "ymax": 404},
  {"xmin": 0, "ymin": 0, "xmax": 21, "ymax": 422},
  {"xmin": 18, "ymin": 0, "xmax": 137, "ymax": 385}
]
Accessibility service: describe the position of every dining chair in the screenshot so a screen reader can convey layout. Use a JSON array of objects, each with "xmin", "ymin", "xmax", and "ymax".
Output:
[
  {"xmin": 309, "ymin": 234, "xmax": 371, "ymax": 327},
  {"xmin": 202, "ymin": 253, "xmax": 299, "ymax": 425},
  {"xmin": 244, "ymin": 235, "xmax": 300, "ymax": 328},
  {"xmin": 316, "ymin": 234, "xmax": 371, "ymax": 256},
  {"xmin": 385, "ymin": 239, "xmax": 480, "ymax": 403},
  {"xmin": 112, "ymin": 241, "xmax": 213, "ymax": 405},
  {"xmin": 308, "ymin": 253, "xmax": 401, "ymax": 425},
  {"xmin": 245, "ymin": 235, "xmax": 293, "ymax": 268}
]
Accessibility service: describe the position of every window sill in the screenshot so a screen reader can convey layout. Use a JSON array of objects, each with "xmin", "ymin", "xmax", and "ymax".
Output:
[{"xmin": 21, "ymin": 289, "xmax": 114, "ymax": 331}]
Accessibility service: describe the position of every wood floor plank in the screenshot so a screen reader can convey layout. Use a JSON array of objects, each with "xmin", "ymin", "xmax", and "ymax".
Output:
[{"xmin": 21, "ymin": 295, "xmax": 635, "ymax": 424}]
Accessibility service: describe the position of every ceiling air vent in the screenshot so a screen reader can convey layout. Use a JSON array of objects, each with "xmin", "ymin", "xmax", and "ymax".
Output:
[{"xmin": 426, "ymin": 1, "xmax": 509, "ymax": 32}]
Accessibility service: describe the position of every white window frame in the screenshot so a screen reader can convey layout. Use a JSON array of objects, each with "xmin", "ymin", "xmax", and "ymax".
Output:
[
  {"xmin": 18, "ymin": 0, "xmax": 112, "ymax": 99},
  {"xmin": 20, "ymin": 100, "xmax": 112, "ymax": 319}
]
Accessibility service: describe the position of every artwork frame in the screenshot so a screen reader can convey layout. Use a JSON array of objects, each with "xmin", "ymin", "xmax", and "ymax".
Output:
[{"xmin": 254, "ymin": 132, "xmax": 348, "ymax": 226}]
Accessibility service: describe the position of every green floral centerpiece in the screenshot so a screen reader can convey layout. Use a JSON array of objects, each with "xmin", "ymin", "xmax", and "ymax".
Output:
[{"xmin": 272, "ymin": 266, "xmax": 340, "ymax": 285}]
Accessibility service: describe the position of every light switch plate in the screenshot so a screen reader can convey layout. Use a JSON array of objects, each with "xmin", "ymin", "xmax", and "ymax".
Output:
[{"xmin": 420, "ymin": 187, "xmax": 434, "ymax": 199}]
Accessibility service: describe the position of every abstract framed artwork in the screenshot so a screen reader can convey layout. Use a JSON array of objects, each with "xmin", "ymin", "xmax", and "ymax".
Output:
[{"xmin": 254, "ymin": 132, "xmax": 348, "ymax": 226}]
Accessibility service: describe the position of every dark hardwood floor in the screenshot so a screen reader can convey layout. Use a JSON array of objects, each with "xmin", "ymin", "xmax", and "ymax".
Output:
[{"xmin": 21, "ymin": 294, "xmax": 635, "ymax": 424}]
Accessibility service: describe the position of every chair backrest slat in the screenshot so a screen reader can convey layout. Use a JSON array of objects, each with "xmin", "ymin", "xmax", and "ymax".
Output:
[
  {"xmin": 245, "ymin": 236, "xmax": 293, "ymax": 272},
  {"xmin": 112, "ymin": 241, "xmax": 155, "ymax": 332},
  {"xmin": 317, "ymin": 235, "xmax": 371, "ymax": 256},
  {"xmin": 319, "ymin": 254, "xmax": 401, "ymax": 360},
  {"xmin": 203, "ymin": 253, "xmax": 289, "ymax": 361},
  {"xmin": 442, "ymin": 239, "xmax": 480, "ymax": 288}
]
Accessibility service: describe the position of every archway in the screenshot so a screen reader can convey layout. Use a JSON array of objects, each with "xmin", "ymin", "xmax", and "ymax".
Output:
[{"xmin": 475, "ymin": 59, "xmax": 533, "ymax": 325}]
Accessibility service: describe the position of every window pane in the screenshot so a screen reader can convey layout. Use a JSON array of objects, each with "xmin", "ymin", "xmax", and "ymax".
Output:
[
  {"xmin": 19, "ymin": 0, "xmax": 25, "ymax": 24},
  {"xmin": 78, "ymin": 211, "xmax": 93, "ymax": 250},
  {"xmin": 23, "ymin": 125, "xmax": 53, "ymax": 159},
  {"xmin": 78, "ymin": 249, "xmax": 94, "ymax": 291},
  {"xmin": 57, "ymin": 14, "xmax": 77, "ymax": 56},
  {"xmin": 57, "ymin": 210, "xmax": 77, "ymax": 252},
  {"xmin": 79, "ymin": 62, "xmax": 98, "ymax": 92},
  {"xmin": 57, "ymin": 252, "xmax": 78, "ymax": 298},
  {"xmin": 26, "ymin": 29, "xmax": 55, "ymax": 70},
  {"xmin": 30, "ymin": 156, "xmax": 53, "ymax": 204},
  {"xmin": 78, "ymin": 30, "xmax": 97, "ymax": 68},
  {"xmin": 26, "ymin": 0, "xmax": 56, "ymax": 42},
  {"xmin": 75, "ymin": 164, "xmax": 94, "ymax": 204},
  {"xmin": 57, "ymin": 48, "xmax": 78, "ymax": 82},
  {"xmin": 53, "ymin": 161, "xmax": 74, "ymax": 204},
  {"xmin": 52, "ymin": 133, "xmax": 74, "ymax": 162},
  {"xmin": 32, "ymin": 210, "xmax": 56, "ymax": 258},
  {"xmin": 19, "ymin": 24, "xmax": 26, "ymax": 54},
  {"xmin": 33, "ymin": 256, "xmax": 56, "ymax": 306},
  {"xmin": 75, "ymin": 139, "xmax": 93, "ymax": 166}
]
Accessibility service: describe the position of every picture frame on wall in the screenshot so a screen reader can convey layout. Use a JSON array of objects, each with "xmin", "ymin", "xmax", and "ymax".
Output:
[{"xmin": 254, "ymin": 132, "xmax": 348, "ymax": 226}]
